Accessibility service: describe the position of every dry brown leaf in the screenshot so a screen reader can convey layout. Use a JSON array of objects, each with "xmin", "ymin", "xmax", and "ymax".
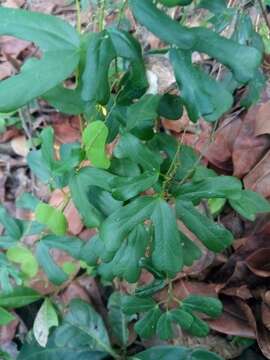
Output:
[
  {"xmin": 255, "ymin": 101, "xmax": 270, "ymax": 136},
  {"xmin": 246, "ymin": 248, "xmax": 270, "ymax": 277}
]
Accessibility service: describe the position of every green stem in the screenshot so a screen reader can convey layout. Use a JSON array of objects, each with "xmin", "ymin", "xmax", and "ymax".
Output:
[
  {"xmin": 75, "ymin": 0, "xmax": 81, "ymax": 33},
  {"xmin": 98, "ymin": 0, "xmax": 106, "ymax": 32}
]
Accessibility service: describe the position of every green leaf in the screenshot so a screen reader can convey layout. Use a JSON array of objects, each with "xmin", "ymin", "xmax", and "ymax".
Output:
[
  {"xmin": 180, "ymin": 232, "xmax": 202, "ymax": 267},
  {"xmin": 170, "ymin": 308, "xmax": 194, "ymax": 330},
  {"xmin": 0, "ymin": 307, "xmax": 15, "ymax": 326},
  {"xmin": 135, "ymin": 280, "xmax": 166, "ymax": 298},
  {"xmin": 33, "ymin": 298, "xmax": 58, "ymax": 347},
  {"xmin": 69, "ymin": 167, "xmax": 115, "ymax": 228},
  {"xmin": 170, "ymin": 49, "xmax": 233, "ymax": 122},
  {"xmin": 0, "ymin": 8, "xmax": 80, "ymax": 113},
  {"xmin": 100, "ymin": 196, "xmax": 156, "ymax": 260},
  {"xmin": 111, "ymin": 171, "xmax": 159, "ymax": 201},
  {"xmin": 122, "ymin": 296, "xmax": 156, "ymax": 315},
  {"xmin": 36, "ymin": 241, "xmax": 68, "ymax": 285},
  {"xmin": 208, "ymin": 198, "xmax": 226, "ymax": 217},
  {"xmin": 82, "ymin": 121, "xmax": 110, "ymax": 169},
  {"xmin": 41, "ymin": 235, "xmax": 84, "ymax": 260},
  {"xmin": 114, "ymin": 133, "xmax": 162, "ymax": 171},
  {"xmin": 18, "ymin": 339, "xmax": 107, "ymax": 360},
  {"xmin": 103, "ymin": 224, "xmax": 149, "ymax": 282},
  {"xmin": 187, "ymin": 314, "xmax": 210, "ymax": 337},
  {"xmin": 176, "ymin": 200, "xmax": 233, "ymax": 252},
  {"xmin": 174, "ymin": 176, "xmax": 242, "ymax": 202},
  {"xmin": 229, "ymin": 190, "xmax": 270, "ymax": 221},
  {"xmin": 43, "ymin": 85, "xmax": 86, "ymax": 115},
  {"xmin": 35, "ymin": 202, "xmax": 68, "ymax": 236},
  {"xmin": 134, "ymin": 346, "xmax": 222, "ymax": 360},
  {"xmin": 0, "ymin": 205, "xmax": 22, "ymax": 240},
  {"xmin": 151, "ymin": 199, "xmax": 183, "ymax": 276},
  {"xmin": 82, "ymin": 32, "xmax": 116, "ymax": 105},
  {"xmin": 126, "ymin": 95, "xmax": 160, "ymax": 131},
  {"xmin": 108, "ymin": 292, "xmax": 130, "ymax": 347},
  {"xmin": 7, "ymin": 245, "xmax": 39, "ymax": 278},
  {"xmin": 134, "ymin": 307, "xmax": 162, "ymax": 339},
  {"xmin": 0, "ymin": 287, "xmax": 41, "ymax": 308},
  {"xmin": 129, "ymin": 0, "xmax": 195, "ymax": 50},
  {"xmin": 182, "ymin": 295, "xmax": 223, "ymax": 318},
  {"xmin": 156, "ymin": 312, "xmax": 174, "ymax": 340},
  {"xmin": 54, "ymin": 299, "xmax": 115, "ymax": 356},
  {"xmin": 158, "ymin": 94, "xmax": 183, "ymax": 120}
]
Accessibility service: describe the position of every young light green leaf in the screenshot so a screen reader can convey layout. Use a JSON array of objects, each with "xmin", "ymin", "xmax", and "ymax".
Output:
[
  {"xmin": 0, "ymin": 287, "xmax": 41, "ymax": 308},
  {"xmin": 176, "ymin": 200, "xmax": 233, "ymax": 252},
  {"xmin": 0, "ymin": 307, "xmax": 15, "ymax": 326},
  {"xmin": 82, "ymin": 121, "xmax": 110, "ymax": 169},
  {"xmin": 229, "ymin": 189, "xmax": 270, "ymax": 221},
  {"xmin": 33, "ymin": 298, "xmax": 58, "ymax": 347},
  {"xmin": 7, "ymin": 245, "xmax": 39, "ymax": 278},
  {"xmin": 151, "ymin": 199, "xmax": 183, "ymax": 276},
  {"xmin": 35, "ymin": 202, "xmax": 68, "ymax": 236}
]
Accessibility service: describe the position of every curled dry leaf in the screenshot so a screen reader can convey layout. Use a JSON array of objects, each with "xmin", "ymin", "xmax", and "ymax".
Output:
[
  {"xmin": 51, "ymin": 114, "xmax": 81, "ymax": 144},
  {"xmin": 246, "ymin": 248, "xmax": 270, "ymax": 277}
]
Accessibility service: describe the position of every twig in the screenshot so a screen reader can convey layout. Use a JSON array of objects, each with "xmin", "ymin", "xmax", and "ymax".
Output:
[{"xmin": 258, "ymin": 0, "xmax": 270, "ymax": 31}]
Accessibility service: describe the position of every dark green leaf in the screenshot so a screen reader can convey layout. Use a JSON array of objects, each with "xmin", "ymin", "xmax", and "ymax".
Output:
[
  {"xmin": 176, "ymin": 200, "xmax": 233, "ymax": 252},
  {"xmin": 151, "ymin": 199, "xmax": 183, "ymax": 276},
  {"xmin": 170, "ymin": 308, "xmax": 194, "ymax": 330},
  {"xmin": 134, "ymin": 307, "xmax": 162, "ymax": 339},
  {"xmin": 0, "ymin": 287, "xmax": 41, "ymax": 308},
  {"xmin": 0, "ymin": 307, "xmax": 15, "ymax": 325},
  {"xmin": 135, "ymin": 280, "xmax": 166, "ymax": 298},
  {"xmin": 158, "ymin": 94, "xmax": 183, "ymax": 120},
  {"xmin": 180, "ymin": 232, "xmax": 202, "ymax": 267},
  {"xmin": 170, "ymin": 48, "xmax": 233, "ymax": 122},
  {"xmin": 229, "ymin": 190, "xmax": 270, "ymax": 221},
  {"xmin": 156, "ymin": 312, "xmax": 174, "ymax": 340},
  {"xmin": 187, "ymin": 314, "xmax": 210, "ymax": 337},
  {"xmin": 122, "ymin": 296, "xmax": 156, "ymax": 315},
  {"xmin": 182, "ymin": 295, "xmax": 223, "ymax": 318},
  {"xmin": 0, "ymin": 205, "xmax": 22, "ymax": 240}
]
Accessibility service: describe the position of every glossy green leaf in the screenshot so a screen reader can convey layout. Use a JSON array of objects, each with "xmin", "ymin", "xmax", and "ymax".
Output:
[
  {"xmin": 35, "ymin": 202, "xmax": 68, "ymax": 236},
  {"xmin": 7, "ymin": 245, "xmax": 38, "ymax": 278},
  {"xmin": 182, "ymin": 295, "xmax": 223, "ymax": 318},
  {"xmin": 156, "ymin": 312, "xmax": 174, "ymax": 340},
  {"xmin": 151, "ymin": 199, "xmax": 183, "ymax": 276},
  {"xmin": 54, "ymin": 299, "xmax": 114, "ymax": 356},
  {"xmin": 176, "ymin": 200, "xmax": 233, "ymax": 252},
  {"xmin": 0, "ymin": 307, "xmax": 15, "ymax": 326},
  {"xmin": 0, "ymin": 287, "xmax": 41, "ymax": 308},
  {"xmin": 0, "ymin": 8, "xmax": 80, "ymax": 113},
  {"xmin": 187, "ymin": 314, "xmax": 210, "ymax": 337},
  {"xmin": 100, "ymin": 196, "xmax": 156, "ymax": 259},
  {"xmin": 170, "ymin": 49, "xmax": 233, "ymax": 122},
  {"xmin": 134, "ymin": 307, "xmax": 162, "ymax": 339},
  {"xmin": 82, "ymin": 121, "xmax": 110, "ymax": 169},
  {"xmin": 33, "ymin": 298, "xmax": 58, "ymax": 347},
  {"xmin": 122, "ymin": 296, "xmax": 156, "ymax": 315},
  {"xmin": 229, "ymin": 190, "xmax": 270, "ymax": 221},
  {"xmin": 135, "ymin": 280, "xmax": 166, "ymax": 298}
]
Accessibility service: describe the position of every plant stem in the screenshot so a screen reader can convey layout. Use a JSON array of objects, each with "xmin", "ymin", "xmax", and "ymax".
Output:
[
  {"xmin": 75, "ymin": 0, "xmax": 81, "ymax": 33},
  {"xmin": 98, "ymin": 0, "xmax": 106, "ymax": 32}
]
